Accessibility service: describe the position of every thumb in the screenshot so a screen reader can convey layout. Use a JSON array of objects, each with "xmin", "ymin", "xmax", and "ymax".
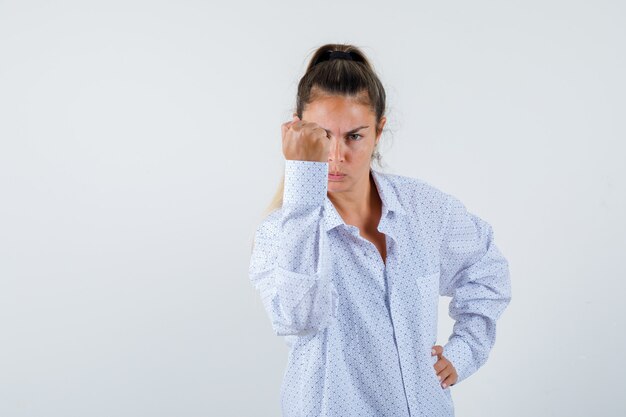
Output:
[
  {"xmin": 431, "ymin": 345, "xmax": 444, "ymax": 357},
  {"xmin": 281, "ymin": 120, "xmax": 291, "ymax": 138}
]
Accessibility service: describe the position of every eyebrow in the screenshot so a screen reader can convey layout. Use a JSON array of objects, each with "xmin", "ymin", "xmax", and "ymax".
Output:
[{"xmin": 324, "ymin": 125, "xmax": 369, "ymax": 135}]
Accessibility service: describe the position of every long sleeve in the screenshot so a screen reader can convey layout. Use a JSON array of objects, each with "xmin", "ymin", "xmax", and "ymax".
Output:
[
  {"xmin": 249, "ymin": 160, "xmax": 339, "ymax": 337},
  {"xmin": 438, "ymin": 194, "xmax": 512, "ymax": 385}
]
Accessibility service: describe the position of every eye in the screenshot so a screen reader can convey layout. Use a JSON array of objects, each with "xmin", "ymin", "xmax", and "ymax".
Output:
[{"xmin": 348, "ymin": 133, "xmax": 362, "ymax": 141}]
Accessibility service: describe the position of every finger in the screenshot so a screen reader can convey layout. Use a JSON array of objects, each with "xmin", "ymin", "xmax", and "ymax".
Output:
[
  {"xmin": 441, "ymin": 373, "xmax": 454, "ymax": 389},
  {"xmin": 446, "ymin": 365, "xmax": 458, "ymax": 387},
  {"xmin": 433, "ymin": 358, "xmax": 447, "ymax": 376},
  {"xmin": 283, "ymin": 115, "xmax": 300, "ymax": 129},
  {"xmin": 290, "ymin": 118, "xmax": 304, "ymax": 131},
  {"xmin": 431, "ymin": 345, "xmax": 443, "ymax": 358},
  {"xmin": 312, "ymin": 126, "xmax": 329, "ymax": 139},
  {"xmin": 437, "ymin": 367, "xmax": 453, "ymax": 385},
  {"xmin": 442, "ymin": 374, "xmax": 457, "ymax": 388},
  {"xmin": 433, "ymin": 356, "xmax": 447, "ymax": 374},
  {"xmin": 281, "ymin": 122, "xmax": 290, "ymax": 138},
  {"xmin": 440, "ymin": 354, "xmax": 457, "ymax": 383}
]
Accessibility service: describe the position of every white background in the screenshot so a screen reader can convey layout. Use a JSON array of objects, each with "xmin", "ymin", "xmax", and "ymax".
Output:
[{"xmin": 1, "ymin": 1, "xmax": 624, "ymax": 416}]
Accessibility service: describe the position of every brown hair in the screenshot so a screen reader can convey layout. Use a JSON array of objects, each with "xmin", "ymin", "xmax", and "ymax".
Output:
[{"xmin": 261, "ymin": 43, "xmax": 390, "ymax": 221}]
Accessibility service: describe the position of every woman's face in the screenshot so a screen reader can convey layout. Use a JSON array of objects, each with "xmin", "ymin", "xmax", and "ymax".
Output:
[{"xmin": 300, "ymin": 94, "xmax": 385, "ymax": 194}]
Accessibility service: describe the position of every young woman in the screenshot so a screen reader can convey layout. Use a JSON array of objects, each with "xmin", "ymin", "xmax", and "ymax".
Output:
[{"xmin": 249, "ymin": 43, "xmax": 511, "ymax": 417}]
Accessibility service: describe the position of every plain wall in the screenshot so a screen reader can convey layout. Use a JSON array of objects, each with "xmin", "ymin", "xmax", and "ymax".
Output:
[{"xmin": 0, "ymin": 1, "xmax": 624, "ymax": 416}]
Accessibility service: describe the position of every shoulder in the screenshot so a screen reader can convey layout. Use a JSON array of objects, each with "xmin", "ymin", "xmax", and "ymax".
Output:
[
  {"xmin": 381, "ymin": 172, "xmax": 497, "ymax": 241},
  {"xmin": 377, "ymin": 170, "xmax": 455, "ymax": 216}
]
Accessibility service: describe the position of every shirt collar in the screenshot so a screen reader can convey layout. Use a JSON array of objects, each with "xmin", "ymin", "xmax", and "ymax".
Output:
[{"xmin": 323, "ymin": 168, "xmax": 407, "ymax": 232}]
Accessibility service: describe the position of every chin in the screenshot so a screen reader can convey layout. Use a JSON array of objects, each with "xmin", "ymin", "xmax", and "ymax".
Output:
[{"xmin": 327, "ymin": 182, "xmax": 346, "ymax": 192}]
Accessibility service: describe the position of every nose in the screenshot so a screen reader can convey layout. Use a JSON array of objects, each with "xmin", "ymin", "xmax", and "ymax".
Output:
[{"xmin": 327, "ymin": 136, "xmax": 344, "ymax": 163}]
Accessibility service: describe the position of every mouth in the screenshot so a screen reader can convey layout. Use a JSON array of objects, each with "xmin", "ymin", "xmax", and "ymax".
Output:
[{"xmin": 328, "ymin": 172, "xmax": 346, "ymax": 180}]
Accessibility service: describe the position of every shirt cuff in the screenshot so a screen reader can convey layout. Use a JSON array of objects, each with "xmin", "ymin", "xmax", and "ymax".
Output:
[{"xmin": 283, "ymin": 160, "xmax": 329, "ymax": 207}]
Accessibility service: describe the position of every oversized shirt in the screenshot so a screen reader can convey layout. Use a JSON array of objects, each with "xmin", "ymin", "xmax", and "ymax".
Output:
[{"xmin": 248, "ymin": 160, "xmax": 512, "ymax": 417}]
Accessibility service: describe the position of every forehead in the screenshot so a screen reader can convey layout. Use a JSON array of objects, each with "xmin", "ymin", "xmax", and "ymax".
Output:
[{"xmin": 303, "ymin": 95, "xmax": 375, "ymax": 124}]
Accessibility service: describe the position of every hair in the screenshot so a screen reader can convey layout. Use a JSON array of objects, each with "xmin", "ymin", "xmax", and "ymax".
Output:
[{"xmin": 259, "ymin": 43, "xmax": 390, "ymax": 230}]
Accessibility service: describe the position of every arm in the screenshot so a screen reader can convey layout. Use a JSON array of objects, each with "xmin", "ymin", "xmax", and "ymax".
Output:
[
  {"xmin": 249, "ymin": 159, "xmax": 339, "ymax": 336},
  {"xmin": 438, "ymin": 194, "xmax": 512, "ymax": 385}
]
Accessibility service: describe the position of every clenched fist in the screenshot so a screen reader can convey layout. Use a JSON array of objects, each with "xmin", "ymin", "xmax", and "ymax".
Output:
[{"xmin": 282, "ymin": 115, "xmax": 331, "ymax": 162}]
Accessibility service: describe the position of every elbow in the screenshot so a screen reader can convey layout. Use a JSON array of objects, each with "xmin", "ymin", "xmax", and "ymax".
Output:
[
  {"xmin": 269, "ymin": 281, "xmax": 339, "ymax": 337},
  {"xmin": 271, "ymin": 323, "xmax": 321, "ymax": 337},
  {"xmin": 270, "ymin": 312, "xmax": 337, "ymax": 337}
]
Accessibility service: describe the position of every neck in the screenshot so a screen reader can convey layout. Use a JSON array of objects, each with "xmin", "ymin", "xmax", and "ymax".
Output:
[{"xmin": 328, "ymin": 170, "xmax": 382, "ymax": 221}]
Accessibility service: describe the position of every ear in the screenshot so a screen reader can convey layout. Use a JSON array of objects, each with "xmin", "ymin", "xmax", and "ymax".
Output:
[{"xmin": 376, "ymin": 116, "xmax": 387, "ymax": 140}]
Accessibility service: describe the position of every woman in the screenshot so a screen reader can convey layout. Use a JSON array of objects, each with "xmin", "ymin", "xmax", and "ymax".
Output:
[{"xmin": 248, "ymin": 43, "xmax": 511, "ymax": 417}]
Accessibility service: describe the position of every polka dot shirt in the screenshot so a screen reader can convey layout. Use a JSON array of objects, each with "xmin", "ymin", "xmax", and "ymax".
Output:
[{"xmin": 249, "ymin": 160, "xmax": 511, "ymax": 417}]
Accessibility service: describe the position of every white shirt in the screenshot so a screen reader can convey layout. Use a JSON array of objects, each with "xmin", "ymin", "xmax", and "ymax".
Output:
[{"xmin": 249, "ymin": 160, "xmax": 512, "ymax": 417}]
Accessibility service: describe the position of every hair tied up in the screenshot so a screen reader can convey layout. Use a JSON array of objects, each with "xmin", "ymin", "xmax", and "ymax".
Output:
[{"xmin": 313, "ymin": 50, "xmax": 358, "ymax": 67}]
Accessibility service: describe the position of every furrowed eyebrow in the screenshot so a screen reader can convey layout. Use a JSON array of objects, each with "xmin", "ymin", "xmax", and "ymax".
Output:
[{"xmin": 323, "ymin": 125, "xmax": 369, "ymax": 135}]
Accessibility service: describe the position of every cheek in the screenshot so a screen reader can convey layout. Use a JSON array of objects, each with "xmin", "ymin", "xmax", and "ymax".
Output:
[
  {"xmin": 351, "ymin": 151, "xmax": 375, "ymax": 169},
  {"xmin": 342, "ymin": 141, "xmax": 375, "ymax": 164},
  {"xmin": 349, "ymin": 140, "xmax": 374, "ymax": 153},
  {"xmin": 358, "ymin": 143, "xmax": 376, "ymax": 158}
]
